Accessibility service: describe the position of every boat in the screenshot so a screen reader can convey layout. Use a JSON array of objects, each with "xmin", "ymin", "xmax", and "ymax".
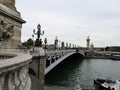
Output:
[
  {"xmin": 94, "ymin": 79, "xmax": 120, "ymax": 90},
  {"xmin": 111, "ymin": 54, "xmax": 120, "ymax": 60}
]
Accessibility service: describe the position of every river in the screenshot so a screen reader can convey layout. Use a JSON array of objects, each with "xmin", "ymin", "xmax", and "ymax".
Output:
[{"xmin": 45, "ymin": 54, "xmax": 120, "ymax": 89}]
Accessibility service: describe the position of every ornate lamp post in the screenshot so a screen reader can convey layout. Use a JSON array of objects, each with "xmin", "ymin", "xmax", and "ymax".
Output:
[
  {"xmin": 54, "ymin": 36, "xmax": 58, "ymax": 50},
  {"xmin": 59, "ymin": 40, "xmax": 61, "ymax": 50},
  {"xmin": 66, "ymin": 42, "xmax": 68, "ymax": 49},
  {"xmin": 73, "ymin": 44, "xmax": 74, "ymax": 48},
  {"xmin": 61, "ymin": 42, "xmax": 64, "ymax": 49},
  {"xmin": 33, "ymin": 24, "xmax": 44, "ymax": 47},
  {"xmin": 32, "ymin": 34, "xmax": 34, "ymax": 46},
  {"xmin": 44, "ymin": 38, "xmax": 47, "ymax": 49},
  {"xmin": 69, "ymin": 43, "xmax": 71, "ymax": 49},
  {"xmin": 44, "ymin": 37, "xmax": 47, "ymax": 54}
]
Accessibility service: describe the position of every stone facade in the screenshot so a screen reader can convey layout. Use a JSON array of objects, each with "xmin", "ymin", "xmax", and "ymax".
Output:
[
  {"xmin": 0, "ymin": 1, "xmax": 32, "ymax": 90},
  {"xmin": 0, "ymin": 0, "xmax": 16, "ymax": 11},
  {"xmin": 0, "ymin": 2, "xmax": 25, "ymax": 48}
]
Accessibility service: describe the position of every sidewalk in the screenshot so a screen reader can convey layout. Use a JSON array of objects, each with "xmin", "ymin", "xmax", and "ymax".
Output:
[{"xmin": 45, "ymin": 86, "xmax": 73, "ymax": 90}]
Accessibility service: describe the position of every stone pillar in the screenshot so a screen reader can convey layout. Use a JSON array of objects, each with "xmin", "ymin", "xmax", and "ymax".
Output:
[
  {"xmin": 0, "ymin": 0, "xmax": 16, "ymax": 11},
  {"xmin": 0, "ymin": 1, "xmax": 32, "ymax": 90},
  {"xmin": 38, "ymin": 56, "xmax": 45, "ymax": 84},
  {"xmin": 30, "ymin": 47, "xmax": 46, "ymax": 84},
  {"xmin": 0, "ymin": 0, "xmax": 26, "ymax": 49},
  {"xmin": 91, "ymin": 42, "xmax": 94, "ymax": 50},
  {"xmin": 86, "ymin": 36, "xmax": 90, "ymax": 49}
]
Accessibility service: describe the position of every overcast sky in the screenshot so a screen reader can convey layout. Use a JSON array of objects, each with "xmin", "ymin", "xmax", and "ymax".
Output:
[{"xmin": 16, "ymin": 0, "xmax": 120, "ymax": 47}]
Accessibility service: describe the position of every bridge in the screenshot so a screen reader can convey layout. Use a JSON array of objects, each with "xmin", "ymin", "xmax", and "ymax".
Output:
[
  {"xmin": 45, "ymin": 49, "xmax": 85, "ymax": 74},
  {"xmin": 30, "ymin": 48, "xmax": 85, "ymax": 83},
  {"xmin": 1, "ymin": 1, "xmax": 119, "ymax": 90}
]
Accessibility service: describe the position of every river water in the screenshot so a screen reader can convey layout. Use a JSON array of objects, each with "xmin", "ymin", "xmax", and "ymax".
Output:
[{"xmin": 45, "ymin": 54, "xmax": 120, "ymax": 89}]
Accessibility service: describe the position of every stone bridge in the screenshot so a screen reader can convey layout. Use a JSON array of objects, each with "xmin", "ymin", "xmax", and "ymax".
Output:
[{"xmin": 30, "ymin": 48, "xmax": 85, "ymax": 83}]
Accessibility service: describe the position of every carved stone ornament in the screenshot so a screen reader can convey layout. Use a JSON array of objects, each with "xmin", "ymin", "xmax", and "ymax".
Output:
[
  {"xmin": 0, "ymin": 20, "xmax": 14, "ymax": 42},
  {"xmin": 8, "ymin": 66, "xmax": 30, "ymax": 90}
]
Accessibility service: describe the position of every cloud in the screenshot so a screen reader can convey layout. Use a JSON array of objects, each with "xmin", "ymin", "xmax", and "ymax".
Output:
[{"xmin": 16, "ymin": 0, "xmax": 120, "ymax": 47}]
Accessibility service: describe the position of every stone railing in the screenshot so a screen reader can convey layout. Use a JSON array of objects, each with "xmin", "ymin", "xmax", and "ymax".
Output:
[
  {"xmin": 0, "ymin": 53, "xmax": 16, "ymax": 60},
  {"xmin": 46, "ymin": 49, "xmax": 75, "ymax": 61},
  {"xmin": 0, "ymin": 52, "xmax": 32, "ymax": 90}
]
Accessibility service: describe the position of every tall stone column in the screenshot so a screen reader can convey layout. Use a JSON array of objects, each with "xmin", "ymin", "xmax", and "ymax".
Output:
[
  {"xmin": 38, "ymin": 56, "xmax": 46, "ymax": 84},
  {"xmin": 0, "ymin": 1, "xmax": 32, "ymax": 90},
  {"xmin": 0, "ymin": 0, "xmax": 16, "ymax": 11},
  {"xmin": 30, "ymin": 47, "xmax": 46, "ymax": 84},
  {"xmin": 86, "ymin": 36, "xmax": 90, "ymax": 49},
  {"xmin": 0, "ymin": 0, "xmax": 26, "ymax": 49}
]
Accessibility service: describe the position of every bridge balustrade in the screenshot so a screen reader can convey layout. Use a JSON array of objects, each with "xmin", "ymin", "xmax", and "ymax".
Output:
[
  {"xmin": 0, "ymin": 53, "xmax": 17, "ymax": 60},
  {"xmin": 0, "ymin": 56, "xmax": 13, "ymax": 60},
  {"xmin": 46, "ymin": 50, "xmax": 75, "ymax": 62},
  {"xmin": 45, "ymin": 49, "xmax": 77, "ymax": 74},
  {"xmin": 0, "ymin": 52, "xmax": 32, "ymax": 90}
]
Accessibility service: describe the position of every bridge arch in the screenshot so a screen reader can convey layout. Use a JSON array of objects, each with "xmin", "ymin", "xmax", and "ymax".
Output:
[
  {"xmin": 67, "ymin": 52, "xmax": 85, "ymax": 59},
  {"xmin": 45, "ymin": 51, "xmax": 85, "ymax": 75}
]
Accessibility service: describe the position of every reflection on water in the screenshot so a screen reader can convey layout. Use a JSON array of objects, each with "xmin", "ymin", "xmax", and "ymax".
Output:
[{"xmin": 45, "ymin": 55, "xmax": 120, "ymax": 89}]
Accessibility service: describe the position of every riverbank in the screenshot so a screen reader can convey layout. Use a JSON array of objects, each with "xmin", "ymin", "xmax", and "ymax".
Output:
[{"xmin": 45, "ymin": 86, "xmax": 73, "ymax": 90}]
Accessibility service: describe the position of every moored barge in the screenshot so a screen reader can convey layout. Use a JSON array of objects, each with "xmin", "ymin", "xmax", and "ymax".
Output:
[{"xmin": 94, "ymin": 79, "xmax": 120, "ymax": 90}]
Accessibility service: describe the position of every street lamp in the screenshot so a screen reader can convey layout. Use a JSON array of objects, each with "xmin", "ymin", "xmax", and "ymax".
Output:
[
  {"xmin": 44, "ymin": 38, "xmax": 47, "ymax": 49},
  {"xmin": 44, "ymin": 38, "xmax": 47, "ymax": 54},
  {"xmin": 54, "ymin": 36, "xmax": 58, "ymax": 50},
  {"xmin": 69, "ymin": 43, "xmax": 71, "ymax": 49},
  {"xmin": 66, "ymin": 42, "xmax": 68, "ymax": 49},
  {"xmin": 33, "ymin": 24, "xmax": 44, "ymax": 47},
  {"xmin": 59, "ymin": 40, "xmax": 61, "ymax": 50},
  {"xmin": 32, "ymin": 34, "xmax": 34, "ymax": 46},
  {"xmin": 61, "ymin": 42, "xmax": 64, "ymax": 49}
]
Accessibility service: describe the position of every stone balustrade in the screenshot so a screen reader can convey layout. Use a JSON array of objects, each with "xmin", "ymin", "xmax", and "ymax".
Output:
[
  {"xmin": 46, "ymin": 49, "xmax": 76, "ymax": 61},
  {"xmin": 0, "ymin": 52, "xmax": 32, "ymax": 90},
  {"xmin": 0, "ymin": 53, "xmax": 16, "ymax": 60}
]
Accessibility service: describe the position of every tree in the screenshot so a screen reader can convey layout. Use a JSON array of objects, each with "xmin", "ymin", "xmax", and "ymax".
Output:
[
  {"xmin": 27, "ymin": 38, "xmax": 33, "ymax": 46},
  {"xmin": 105, "ymin": 46, "xmax": 120, "ymax": 52},
  {"xmin": 105, "ymin": 46, "xmax": 109, "ymax": 51},
  {"xmin": 22, "ymin": 38, "xmax": 33, "ymax": 49}
]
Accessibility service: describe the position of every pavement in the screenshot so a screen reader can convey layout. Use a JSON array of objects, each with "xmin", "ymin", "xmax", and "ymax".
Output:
[{"xmin": 45, "ymin": 86, "xmax": 73, "ymax": 90}]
